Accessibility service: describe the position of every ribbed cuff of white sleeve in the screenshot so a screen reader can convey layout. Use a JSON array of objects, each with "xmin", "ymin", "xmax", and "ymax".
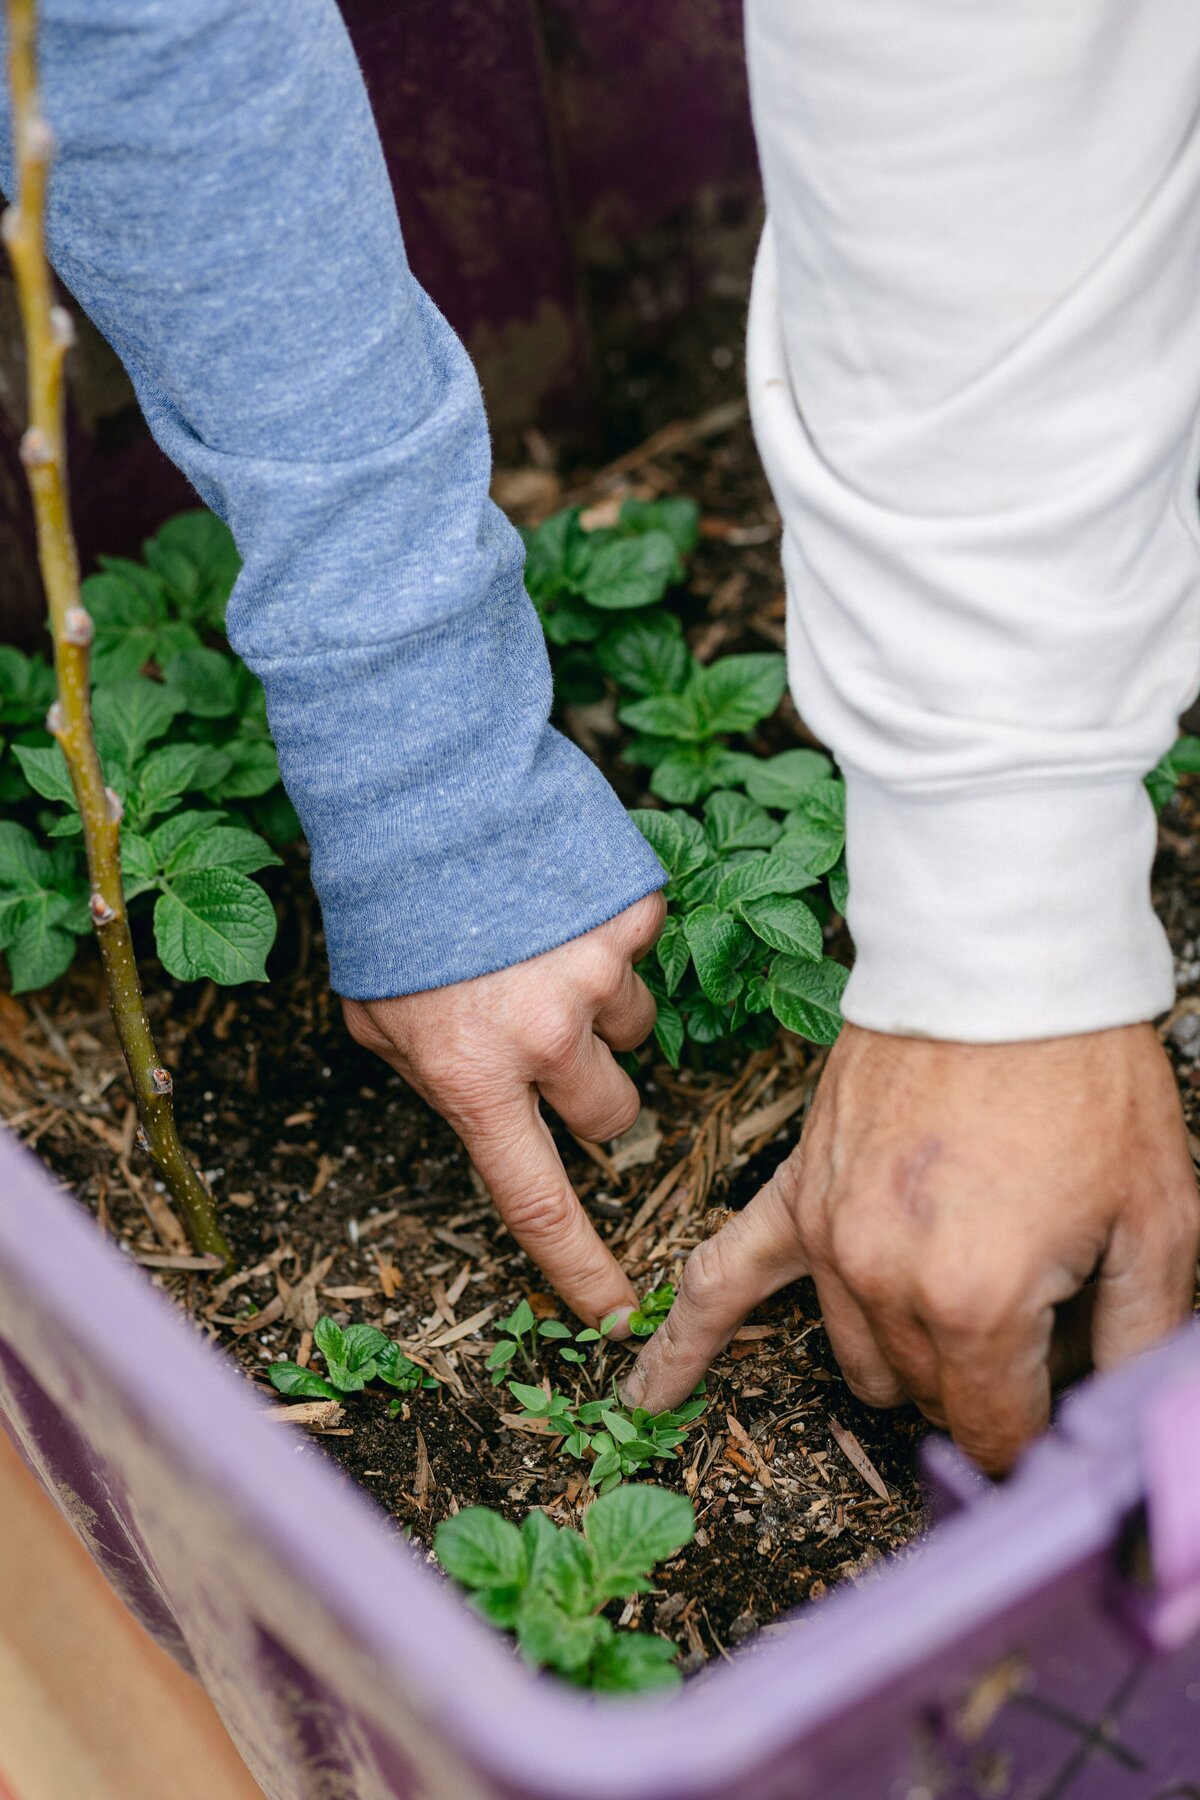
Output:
[{"xmin": 840, "ymin": 774, "xmax": 1175, "ymax": 1043}]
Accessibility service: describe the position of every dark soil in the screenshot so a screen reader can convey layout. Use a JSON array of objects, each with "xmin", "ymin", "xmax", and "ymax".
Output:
[{"xmin": 7, "ymin": 392, "xmax": 1200, "ymax": 1672}]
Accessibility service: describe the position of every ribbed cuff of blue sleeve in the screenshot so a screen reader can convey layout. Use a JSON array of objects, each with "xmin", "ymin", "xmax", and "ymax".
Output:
[{"xmin": 251, "ymin": 583, "xmax": 667, "ymax": 1000}]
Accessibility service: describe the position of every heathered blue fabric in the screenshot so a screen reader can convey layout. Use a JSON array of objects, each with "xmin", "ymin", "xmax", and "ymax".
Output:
[{"xmin": 0, "ymin": 0, "xmax": 665, "ymax": 997}]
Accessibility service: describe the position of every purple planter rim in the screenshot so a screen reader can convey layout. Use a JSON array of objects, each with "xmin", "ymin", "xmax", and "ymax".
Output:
[{"xmin": 0, "ymin": 1126, "xmax": 1193, "ymax": 1798}]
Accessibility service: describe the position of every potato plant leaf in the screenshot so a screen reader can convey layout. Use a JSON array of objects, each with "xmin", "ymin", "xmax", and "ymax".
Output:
[
  {"xmin": 682, "ymin": 905, "xmax": 751, "ymax": 1005},
  {"xmin": 153, "ymin": 867, "xmax": 275, "ymax": 983},
  {"xmin": 769, "ymin": 955, "xmax": 849, "ymax": 1045}
]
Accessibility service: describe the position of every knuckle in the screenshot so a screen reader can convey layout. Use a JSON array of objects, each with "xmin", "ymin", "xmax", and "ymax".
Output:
[
  {"xmin": 502, "ymin": 1182, "xmax": 577, "ymax": 1249},
  {"xmin": 599, "ymin": 1085, "xmax": 640, "ymax": 1139},
  {"xmin": 828, "ymin": 1214, "xmax": 891, "ymax": 1308},
  {"xmin": 679, "ymin": 1234, "xmax": 732, "ymax": 1314},
  {"xmin": 843, "ymin": 1369, "xmax": 902, "ymax": 1410},
  {"xmin": 921, "ymin": 1274, "xmax": 1012, "ymax": 1341},
  {"xmin": 342, "ymin": 1000, "xmax": 388, "ymax": 1054},
  {"xmin": 639, "ymin": 889, "xmax": 668, "ymax": 941},
  {"xmin": 534, "ymin": 1004, "xmax": 586, "ymax": 1071}
]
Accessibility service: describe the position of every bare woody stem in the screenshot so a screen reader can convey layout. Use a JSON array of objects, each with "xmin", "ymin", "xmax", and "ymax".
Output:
[{"xmin": 4, "ymin": 0, "xmax": 231, "ymax": 1266}]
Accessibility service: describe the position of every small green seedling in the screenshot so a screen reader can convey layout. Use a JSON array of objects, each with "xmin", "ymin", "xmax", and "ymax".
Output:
[
  {"xmin": 505, "ymin": 1381, "xmax": 707, "ymax": 1493},
  {"xmin": 486, "ymin": 1297, "xmax": 538, "ymax": 1383},
  {"xmin": 488, "ymin": 1299, "xmax": 624, "ymax": 1383},
  {"xmin": 434, "ymin": 1484, "xmax": 694, "ymax": 1693},
  {"xmin": 269, "ymin": 1315, "xmax": 437, "ymax": 1402},
  {"xmin": 628, "ymin": 1282, "xmax": 674, "ymax": 1337}
]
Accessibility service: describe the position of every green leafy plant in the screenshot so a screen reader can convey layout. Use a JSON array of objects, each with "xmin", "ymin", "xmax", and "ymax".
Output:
[
  {"xmin": 0, "ymin": 510, "xmax": 303, "ymax": 993},
  {"xmin": 628, "ymin": 1281, "xmax": 674, "ymax": 1337},
  {"xmin": 505, "ymin": 1381, "xmax": 706, "ymax": 1493},
  {"xmin": 521, "ymin": 497, "xmax": 699, "ymax": 705},
  {"xmin": 487, "ymin": 1296, "xmax": 627, "ymax": 1384},
  {"xmin": 434, "ymin": 1485, "xmax": 693, "ymax": 1693},
  {"xmin": 269, "ymin": 1316, "xmax": 437, "ymax": 1402},
  {"xmin": 523, "ymin": 500, "xmax": 850, "ymax": 1065},
  {"xmin": 631, "ymin": 782, "xmax": 848, "ymax": 1065},
  {"xmin": 1147, "ymin": 735, "xmax": 1200, "ymax": 812}
]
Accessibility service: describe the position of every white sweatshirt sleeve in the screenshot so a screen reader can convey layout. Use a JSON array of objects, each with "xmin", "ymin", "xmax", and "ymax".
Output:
[{"xmin": 744, "ymin": 0, "xmax": 1200, "ymax": 1042}]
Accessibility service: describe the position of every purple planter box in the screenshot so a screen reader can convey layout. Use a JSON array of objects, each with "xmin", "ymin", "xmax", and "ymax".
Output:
[{"xmin": 2, "ymin": 1124, "xmax": 1200, "ymax": 1800}]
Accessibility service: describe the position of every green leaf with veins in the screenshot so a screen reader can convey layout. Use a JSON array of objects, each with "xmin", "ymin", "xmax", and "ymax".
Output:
[
  {"xmin": 536, "ymin": 590, "xmax": 603, "ymax": 647},
  {"xmin": 83, "ymin": 573, "xmax": 164, "ymax": 684},
  {"xmin": 268, "ymin": 1363, "xmax": 341, "ymax": 1402},
  {"xmin": 617, "ymin": 684, "xmax": 706, "ymax": 742},
  {"xmin": 4, "ymin": 894, "xmax": 77, "ymax": 992},
  {"xmin": 0, "ymin": 645, "xmax": 56, "ymax": 727},
  {"xmin": 774, "ymin": 812, "xmax": 844, "ymax": 876},
  {"xmin": 153, "ymin": 866, "xmax": 275, "ymax": 984},
  {"xmin": 736, "ymin": 894, "xmax": 823, "ymax": 959},
  {"xmin": 653, "ymin": 915, "xmax": 690, "ymax": 994},
  {"xmin": 435, "ymin": 1507, "xmax": 528, "ymax": 1591},
  {"xmin": 692, "ymin": 654, "xmax": 787, "ymax": 734},
  {"xmin": 119, "ymin": 831, "xmax": 161, "ymax": 899},
  {"xmin": 682, "ymin": 906, "xmax": 751, "ymax": 1005},
  {"xmin": 149, "ymin": 810, "xmax": 213, "ymax": 865},
  {"xmin": 648, "ymin": 742, "xmax": 759, "ymax": 804},
  {"xmin": 702, "ymin": 789, "xmax": 780, "ymax": 852},
  {"xmin": 318, "ymin": 1321, "xmax": 390, "ymax": 1390},
  {"xmin": 739, "ymin": 748, "xmax": 834, "ymax": 810},
  {"xmin": 715, "ymin": 852, "xmax": 819, "ymax": 908},
  {"xmin": 583, "ymin": 1485, "xmax": 694, "ymax": 1600},
  {"xmin": 628, "ymin": 808, "xmax": 710, "ymax": 882},
  {"xmin": 769, "ymin": 955, "xmax": 849, "ymax": 1045},
  {"xmin": 375, "ymin": 1343, "xmax": 429, "ymax": 1390},
  {"xmin": 537, "ymin": 1527, "xmax": 597, "ymax": 1616},
  {"xmin": 212, "ymin": 735, "xmax": 280, "ymax": 799},
  {"xmin": 578, "ymin": 531, "xmax": 678, "ymax": 611},
  {"xmin": 163, "ymin": 647, "xmax": 240, "ymax": 718},
  {"xmin": 13, "ymin": 742, "xmax": 76, "ymax": 807},
  {"xmin": 596, "ymin": 613, "xmax": 690, "ymax": 696},
  {"xmin": 651, "ymin": 998, "xmax": 685, "ymax": 1067},
  {"xmin": 165, "ymin": 825, "xmax": 281, "ymax": 878},
  {"xmin": 130, "ymin": 743, "xmax": 223, "ymax": 824},
  {"xmin": 91, "ymin": 677, "xmax": 181, "ymax": 768},
  {"xmin": 143, "ymin": 510, "xmax": 240, "ymax": 629},
  {"xmin": 521, "ymin": 507, "xmax": 585, "ymax": 604},
  {"xmin": 521, "ymin": 1509, "xmax": 560, "ymax": 1584}
]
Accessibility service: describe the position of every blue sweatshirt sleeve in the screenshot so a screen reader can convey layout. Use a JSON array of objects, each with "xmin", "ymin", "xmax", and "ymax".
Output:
[{"xmin": 0, "ymin": 0, "xmax": 664, "ymax": 998}]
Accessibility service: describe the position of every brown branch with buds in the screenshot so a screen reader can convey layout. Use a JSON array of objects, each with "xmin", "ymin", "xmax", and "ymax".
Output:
[{"xmin": 4, "ymin": 0, "xmax": 231, "ymax": 1265}]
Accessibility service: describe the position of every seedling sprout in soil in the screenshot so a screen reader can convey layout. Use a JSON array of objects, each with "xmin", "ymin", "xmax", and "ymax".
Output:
[
  {"xmin": 269, "ymin": 1316, "xmax": 438, "ymax": 1404},
  {"xmin": 435, "ymin": 1484, "xmax": 694, "ymax": 1694}
]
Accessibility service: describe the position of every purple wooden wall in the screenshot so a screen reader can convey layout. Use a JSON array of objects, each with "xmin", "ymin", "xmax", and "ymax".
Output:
[{"xmin": 0, "ymin": 0, "xmax": 760, "ymax": 645}]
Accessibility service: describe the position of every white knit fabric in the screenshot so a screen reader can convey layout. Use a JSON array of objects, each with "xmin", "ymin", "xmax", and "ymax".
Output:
[{"xmin": 745, "ymin": 0, "xmax": 1200, "ymax": 1040}]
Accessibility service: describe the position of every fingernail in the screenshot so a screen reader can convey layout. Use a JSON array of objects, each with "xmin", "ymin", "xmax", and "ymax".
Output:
[
  {"xmin": 618, "ymin": 1363, "xmax": 645, "ymax": 1410},
  {"xmin": 602, "ymin": 1303, "xmax": 635, "ymax": 1342}
]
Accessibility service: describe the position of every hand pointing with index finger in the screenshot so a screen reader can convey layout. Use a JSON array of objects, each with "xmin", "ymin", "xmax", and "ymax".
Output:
[
  {"xmin": 341, "ymin": 892, "xmax": 664, "ymax": 1328},
  {"xmin": 624, "ymin": 1021, "xmax": 1200, "ymax": 1474}
]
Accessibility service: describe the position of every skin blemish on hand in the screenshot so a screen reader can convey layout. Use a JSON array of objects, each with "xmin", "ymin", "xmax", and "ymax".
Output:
[{"xmin": 893, "ymin": 1135, "xmax": 944, "ymax": 1228}]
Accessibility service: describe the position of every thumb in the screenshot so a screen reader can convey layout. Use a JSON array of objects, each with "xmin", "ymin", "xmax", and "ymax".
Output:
[{"xmin": 620, "ymin": 1174, "xmax": 807, "ymax": 1414}]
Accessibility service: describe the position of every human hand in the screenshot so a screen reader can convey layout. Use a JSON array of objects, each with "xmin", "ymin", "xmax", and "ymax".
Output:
[
  {"xmin": 341, "ymin": 893, "xmax": 664, "ymax": 1328},
  {"xmin": 623, "ymin": 1022, "xmax": 1200, "ymax": 1472}
]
